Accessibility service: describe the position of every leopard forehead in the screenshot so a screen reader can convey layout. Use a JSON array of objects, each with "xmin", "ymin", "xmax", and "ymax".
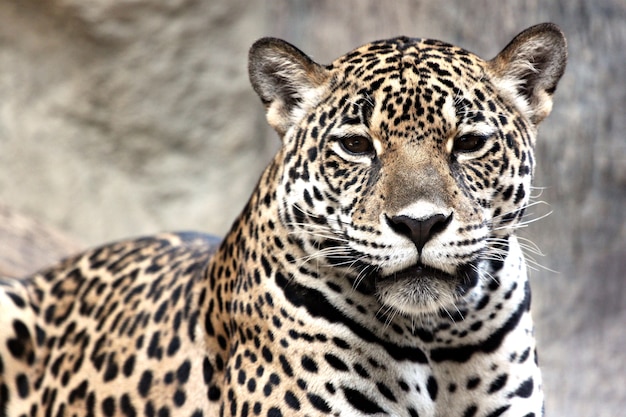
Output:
[
  {"xmin": 314, "ymin": 38, "xmax": 506, "ymax": 149},
  {"xmin": 332, "ymin": 36, "xmax": 483, "ymax": 80}
]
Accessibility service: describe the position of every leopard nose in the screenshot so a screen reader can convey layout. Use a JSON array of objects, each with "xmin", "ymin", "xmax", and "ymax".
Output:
[{"xmin": 387, "ymin": 213, "xmax": 453, "ymax": 255}]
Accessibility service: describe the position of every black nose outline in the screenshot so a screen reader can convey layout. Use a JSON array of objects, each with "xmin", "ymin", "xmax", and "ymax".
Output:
[{"xmin": 387, "ymin": 213, "xmax": 453, "ymax": 255}]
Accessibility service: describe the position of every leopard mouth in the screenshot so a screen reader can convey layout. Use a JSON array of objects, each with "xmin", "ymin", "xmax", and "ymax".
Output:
[{"xmin": 375, "ymin": 262, "xmax": 456, "ymax": 283}]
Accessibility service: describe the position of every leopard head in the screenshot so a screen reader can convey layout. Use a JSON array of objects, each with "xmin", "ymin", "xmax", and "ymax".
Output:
[{"xmin": 249, "ymin": 24, "xmax": 566, "ymax": 316}]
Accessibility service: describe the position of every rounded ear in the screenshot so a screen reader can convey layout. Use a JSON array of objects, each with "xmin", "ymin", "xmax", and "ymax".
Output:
[
  {"xmin": 488, "ymin": 23, "xmax": 567, "ymax": 124},
  {"xmin": 249, "ymin": 38, "xmax": 329, "ymax": 136}
]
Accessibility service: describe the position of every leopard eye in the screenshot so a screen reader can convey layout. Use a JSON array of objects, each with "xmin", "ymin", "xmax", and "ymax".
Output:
[
  {"xmin": 339, "ymin": 135, "xmax": 374, "ymax": 156},
  {"xmin": 453, "ymin": 134, "xmax": 488, "ymax": 153}
]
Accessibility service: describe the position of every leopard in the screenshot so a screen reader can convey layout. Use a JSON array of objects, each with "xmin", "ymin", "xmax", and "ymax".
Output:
[{"xmin": 0, "ymin": 23, "xmax": 566, "ymax": 417}]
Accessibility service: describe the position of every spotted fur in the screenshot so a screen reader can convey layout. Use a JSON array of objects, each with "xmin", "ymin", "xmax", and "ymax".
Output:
[{"xmin": 1, "ymin": 23, "xmax": 566, "ymax": 417}]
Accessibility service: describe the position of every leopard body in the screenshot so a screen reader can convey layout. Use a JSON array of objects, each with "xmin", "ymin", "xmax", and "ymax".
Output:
[{"xmin": 0, "ymin": 23, "xmax": 566, "ymax": 417}]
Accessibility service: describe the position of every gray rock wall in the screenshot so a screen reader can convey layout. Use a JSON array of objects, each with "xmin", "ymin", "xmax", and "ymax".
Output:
[
  {"xmin": 0, "ymin": 0, "xmax": 276, "ymax": 243},
  {"xmin": 0, "ymin": 1, "xmax": 624, "ymax": 415},
  {"xmin": 0, "ymin": 202, "xmax": 81, "ymax": 277}
]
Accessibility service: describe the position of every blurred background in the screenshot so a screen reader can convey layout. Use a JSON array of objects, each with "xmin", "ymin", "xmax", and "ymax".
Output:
[{"xmin": 0, "ymin": 1, "xmax": 623, "ymax": 415}]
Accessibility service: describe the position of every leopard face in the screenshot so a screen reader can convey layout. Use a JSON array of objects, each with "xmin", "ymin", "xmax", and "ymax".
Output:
[{"xmin": 250, "ymin": 27, "xmax": 566, "ymax": 317}]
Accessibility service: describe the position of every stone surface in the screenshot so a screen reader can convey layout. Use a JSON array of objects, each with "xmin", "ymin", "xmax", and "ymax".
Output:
[
  {"xmin": 0, "ymin": 203, "xmax": 82, "ymax": 277},
  {"xmin": 0, "ymin": 1, "xmax": 624, "ymax": 415},
  {"xmin": 0, "ymin": 0, "xmax": 276, "ymax": 243}
]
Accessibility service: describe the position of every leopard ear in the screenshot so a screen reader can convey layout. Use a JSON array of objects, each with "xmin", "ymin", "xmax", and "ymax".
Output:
[
  {"xmin": 249, "ymin": 38, "xmax": 329, "ymax": 137},
  {"xmin": 488, "ymin": 23, "xmax": 567, "ymax": 124}
]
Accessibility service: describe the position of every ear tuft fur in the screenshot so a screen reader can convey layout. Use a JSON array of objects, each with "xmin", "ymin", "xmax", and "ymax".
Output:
[
  {"xmin": 249, "ymin": 38, "xmax": 328, "ymax": 136},
  {"xmin": 489, "ymin": 23, "xmax": 567, "ymax": 124}
]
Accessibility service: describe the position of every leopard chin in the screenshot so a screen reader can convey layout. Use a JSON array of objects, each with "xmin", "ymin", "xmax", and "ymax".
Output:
[{"xmin": 374, "ymin": 262, "xmax": 480, "ymax": 316}]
